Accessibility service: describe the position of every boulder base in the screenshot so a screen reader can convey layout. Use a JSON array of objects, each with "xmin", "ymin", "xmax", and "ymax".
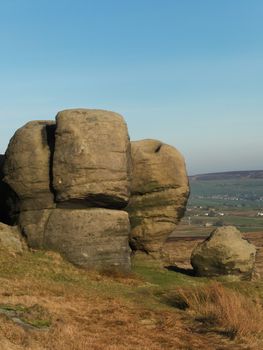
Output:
[
  {"xmin": 44, "ymin": 209, "xmax": 131, "ymax": 272},
  {"xmin": 20, "ymin": 208, "xmax": 131, "ymax": 272}
]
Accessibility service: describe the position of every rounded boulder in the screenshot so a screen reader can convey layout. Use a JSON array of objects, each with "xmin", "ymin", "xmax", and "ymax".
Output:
[{"xmin": 191, "ymin": 226, "xmax": 256, "ymax": 280}]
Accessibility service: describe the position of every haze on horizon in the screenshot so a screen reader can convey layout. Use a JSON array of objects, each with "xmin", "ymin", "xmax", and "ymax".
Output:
[{"xmin": 0, "ymin": 0, "xmax": 262, "ymax": 176}]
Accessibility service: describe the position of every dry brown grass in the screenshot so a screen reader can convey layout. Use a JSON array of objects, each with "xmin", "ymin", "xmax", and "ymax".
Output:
[
  {"xmin": 0, "ymin": 249, "xmax": 263, "ymax": 349},
  {"xmin": 0, "ymin": 250, "xmax": 185, "ymax": 350},
  {"xmin": 164, "ymin": 282, "xmax": 263, "ymax": 347},
  {"xmin": 0, "ymin": 288, "xmax": 189, "ymax": 350}
]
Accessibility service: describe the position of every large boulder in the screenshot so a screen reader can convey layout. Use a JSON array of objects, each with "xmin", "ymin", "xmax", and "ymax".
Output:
[
  {"xmin": 19, "ymin": 207, "xmax": 131, "ymax": 271},
  {"xmin": 3, "ymin": 121, "xmax": 56, "ymax": 211},
  {"xmin": 126, "ymin": 139, "xmax": 189, "ymax": 253},
  {"xmin": 2, "ymin": 110, "xmax": 133, "ymax": 273},
  {"xmin": 2, "ymin": 109, "xmax": 190, "ymax": 273},
  {"xmin": 191, "ymin": 226, "xmax": 256, "ymax": 280},
  {"xmin": 19, "ymin": 208, "xmax": 131, "ymax": 271},
  {"xmin": 0, "ymin": 223, "xmax": 26, "ymax": 254},
  {"xmin": 44, "ymin": 209, "xmax": 131, "ymax": 271},
  {"xmin": 53, "ymin": 109, "xmax": 131, "ymax": 209}
]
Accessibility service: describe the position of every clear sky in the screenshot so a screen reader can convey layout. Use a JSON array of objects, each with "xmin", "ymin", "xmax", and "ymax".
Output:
[{"xmin": 0, "ymin": 0, "xmax": 262, "ymax": 175}]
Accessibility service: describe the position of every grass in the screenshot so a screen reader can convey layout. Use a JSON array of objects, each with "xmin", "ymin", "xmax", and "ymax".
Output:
[
  {"xmin": 133, "ymin": 254, "xmax": 197, "ymax": 287},
  {"xmin": 163, "ymin": 282, "xmax": 263, "ymax": 345},
  {"xmin": 0, "ymin": 247, "xmax": 263, "ymax": 349}
]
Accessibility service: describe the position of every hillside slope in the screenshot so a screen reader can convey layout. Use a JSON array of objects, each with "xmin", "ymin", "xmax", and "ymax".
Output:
[
  {"xmin": 1, "ymin": 249, "xmax": 263, "ymax": 349},
  {"xmin": 190, "ymin": 170, "xmax": 263, "ymax": 181}
]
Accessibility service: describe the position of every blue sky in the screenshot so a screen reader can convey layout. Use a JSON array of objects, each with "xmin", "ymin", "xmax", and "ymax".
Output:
[{"xmin": 0, "ymin": 0, "xmax": 262, "ymax": 175}]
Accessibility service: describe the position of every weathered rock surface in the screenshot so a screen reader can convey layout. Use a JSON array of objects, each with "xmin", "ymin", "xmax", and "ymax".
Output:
[
  {"xmin": 19, "ymin": 209, "xmax": 53, "ymax": 249},
  {"xmin": 1, "ymin": 109, "xmax": 190, "ymax": 272},
  {"xmin": 191, "ymin": 226, "xmax": 256, "ymax": 280},
  {"xmin": 19, "ymin": 208, "xmax": 131, "ymax": 271},
  {"xmin": 53, "ymin": 109, "xmax": 131, "ymax": 208},
  {"xmin": 126, "ymin": 139, "xmax": 189, "ymax": 253},
  {"xmin": 1, "ymin": 110, "xmax": 133, "ymax": 272},
  {"xmin": 24, "ymin": 208, "xmax": 130, "ymax": 272},
  {"xmin": 0, "ymin": 223, "xmax": 26, "ymax": 254},
  {"xmin": 44, "ymin": 208, "xmax": 131, "ymax": 271},
  {"xmin": 3, "ymin": 121, "xmax": 56, "ymax": 211}
]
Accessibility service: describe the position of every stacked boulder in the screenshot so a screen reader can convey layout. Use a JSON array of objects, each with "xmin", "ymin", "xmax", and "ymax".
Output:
[
  {"xmin": 1, "ymin": 109, "xmax": 190, "ymax": 271},
  {"xmin": 126, "ymin": 140, "xmax": 189, "ymax": 254},
  {"xmin": 3, "ymin": 110, "xmax": 132, "ymax": 271}
]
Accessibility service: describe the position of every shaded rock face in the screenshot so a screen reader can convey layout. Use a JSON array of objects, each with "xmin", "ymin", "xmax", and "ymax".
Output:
[
  {"xmin": 1, "ymin": 109, "xmax": 132, "ymax": 272},
  {"xmin": 191, "ymin": 226, "xmax": 256, "ymax": 280},
  {"xmin": 0, "ymin": 155, "xmax": 19, "ymax": 224},
  {"xmin": 126, "ymin": 140, "xmax": 189, "ymax": 254},
  {"xmin": 19, "ymin": 209, "xmax": 53, "ymax": 249},
  {"xmin": 53, "ymin": 109, "xmax": 131, "ymax": 209}
]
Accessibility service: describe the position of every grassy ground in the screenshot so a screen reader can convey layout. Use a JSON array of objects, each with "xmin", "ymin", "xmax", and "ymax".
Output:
[{"xmin": 1, "ymin": 247, "xmax": 263, "ymax": 349}]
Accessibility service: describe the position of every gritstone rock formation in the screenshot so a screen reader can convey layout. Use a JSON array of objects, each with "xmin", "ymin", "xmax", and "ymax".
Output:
[
  {"xmin": 1, "ymin": 109, "xmax": 189, "ymax": 271},
  {"xmin": 126, "ymin": 139, "xmax": 189, "ymax": 254},
  {"xmin": 3, "ymin": 121, "xmax": 56, "ymax": 212},
  {"xmin": 44, "ymin": 209, "xmax": 131, "ymax": 271},
  {"xmin": 191, "ymin": 226, "xmax": 256, "ymax": 280},
  {"xmin": 2, "ymin": 109, "xmax": 132, "ymax": 272},
  {"xmin": 53, "ymin": 109, "xmax": 131, "ymax": 208}
]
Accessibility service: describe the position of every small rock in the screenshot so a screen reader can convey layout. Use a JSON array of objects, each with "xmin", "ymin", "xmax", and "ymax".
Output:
[
  {"xmin": 0, "ymin": 223, "xmax": 25, "ymax": 254},
  {"xmin": 191, "ymin": 226, "xmax": 256, "ymax": 280}
]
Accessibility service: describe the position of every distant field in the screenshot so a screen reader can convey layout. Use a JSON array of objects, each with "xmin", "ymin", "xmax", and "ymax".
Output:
[
  {"xmin": 190, "ymin": 170, "xmax": 263, "ymax": 181},
  {"xmin": 177, "ymin": 174, "xmax": 263, "ymax": 235},
  {"xmin": 189, "ymin": 178, "xmax": 263, "ymax": 209}
]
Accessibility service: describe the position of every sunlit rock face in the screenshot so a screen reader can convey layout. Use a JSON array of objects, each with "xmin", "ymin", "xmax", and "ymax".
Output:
[
  {"xmin": 126, "ymin": 139, "xmax": 189, "ymax": 254},
  {"xmin": 3, "ymin": 121, "xmax": 56, "ymax": 212},
  {"xmin": 191, "ymin": 226, "xmax": 256, "ymax": 280},
  {"xmin": 53, "ymin": 109, "xmax": 131, "ymax": 208}
]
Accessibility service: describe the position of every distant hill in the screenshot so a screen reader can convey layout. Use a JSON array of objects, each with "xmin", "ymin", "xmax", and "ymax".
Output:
[{"xmin": 190, "ymin": 170, "xmax": 263, "ymax": 181}]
